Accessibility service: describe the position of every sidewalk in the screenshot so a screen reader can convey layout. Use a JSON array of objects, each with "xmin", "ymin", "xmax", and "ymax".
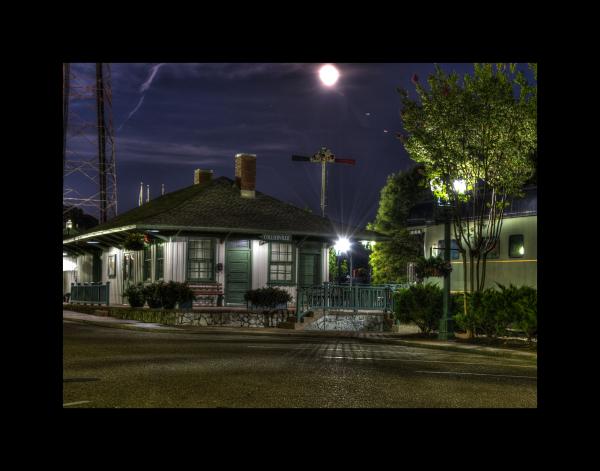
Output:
[{"xmin": 63, "ymin": 310, "xmax": 537, "ymax": 361}]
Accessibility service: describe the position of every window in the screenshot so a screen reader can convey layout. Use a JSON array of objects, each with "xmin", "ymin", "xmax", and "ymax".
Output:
[
  {"xmin": 187, "ymin": 239, "xmax": 215, "ymax": 281},
  {"xmin": 269, "ymin": 242, "xmax": 294, "ymax": 283},
  {"xmin": 155, "ymin": 243, "xmax": 164, "ymax": 280},
  {"xmin": 436, "ymin": 239, "xmax": 460, "ymax": 260},
  {"xmin": 509, "ymin": 234, "xmax": 525, "ymax": 258},
  {"xmin": 143, "ymin": 245, "xmax": 152, "ymax": 281}
]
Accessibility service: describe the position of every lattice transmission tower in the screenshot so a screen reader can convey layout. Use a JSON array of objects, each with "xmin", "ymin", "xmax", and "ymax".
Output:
[{"xmin": 63, "ymin": 63, "xmax": 118, "ymax": 224}]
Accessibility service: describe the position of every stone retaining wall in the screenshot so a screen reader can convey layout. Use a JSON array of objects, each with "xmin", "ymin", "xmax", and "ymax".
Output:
[
  {"xmin": 304, "ymin": 312, "xmax": 392, "ymax": 332},
  {"xmin": 63, "ymin": 304, "xmax": 290, "ymax": 328}
]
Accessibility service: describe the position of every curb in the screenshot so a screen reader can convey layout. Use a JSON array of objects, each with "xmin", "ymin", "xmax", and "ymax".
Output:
[{"xmin": 63, "ymin": 317, "xmax": 536, "ymax": 361}]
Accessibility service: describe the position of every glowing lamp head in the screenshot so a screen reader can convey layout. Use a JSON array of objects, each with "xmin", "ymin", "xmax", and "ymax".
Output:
[
  {"xmin": 319, "ymin": 64, "xmax": 339, "ymax": 86},
  {"xmin": 453, "ymin": 179, "xmax": 467, "ymax": 194},
  {"xmin": 334, "ymin": 236, "xmax": 351, "ymax": 255}
]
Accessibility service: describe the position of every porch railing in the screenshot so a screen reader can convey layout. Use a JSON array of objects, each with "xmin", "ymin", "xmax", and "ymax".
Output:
[
  {"xmin": 296, "ymin": 283, "xmax": 408, "ymax": 321},
  {"xmin": 70, "ymin": 282, "xmax": 110, "ymax": 306}
]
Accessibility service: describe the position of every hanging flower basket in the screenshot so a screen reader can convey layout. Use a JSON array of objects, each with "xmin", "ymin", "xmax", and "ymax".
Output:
[
  {"xmin": 415, "ymin": 256, "xmax": 452, "ymax": 280},
  {"xmin": 122, "ymin": 232, "xmax": 146, "ymax": 251}
]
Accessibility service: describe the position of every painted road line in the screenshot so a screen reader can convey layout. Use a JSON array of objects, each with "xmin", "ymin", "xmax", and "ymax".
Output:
[
  {"xmin": 63, "ymin": 401, "xmax": 92, "ymax": 407},
  {"xmin": 415, "ymin": 371, "xmax": 537, "ymax": 380},
  {"xmin": 321, "ymin": 356, "xmax": 536, "ymax": 368}
]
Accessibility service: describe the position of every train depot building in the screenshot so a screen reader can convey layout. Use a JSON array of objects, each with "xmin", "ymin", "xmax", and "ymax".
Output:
[{"xmin": 62, "ymin": 154, "xmax": 384, "ymax": 308}]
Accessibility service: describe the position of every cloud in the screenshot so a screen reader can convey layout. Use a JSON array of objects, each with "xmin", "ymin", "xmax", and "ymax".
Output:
[
  {"xmin": 140, "ymin": 63, "xmax": 167, "ymax": 92},
  {"xmin": 117, "ymin": 63, "xmax": 167, "ymax": 132}
]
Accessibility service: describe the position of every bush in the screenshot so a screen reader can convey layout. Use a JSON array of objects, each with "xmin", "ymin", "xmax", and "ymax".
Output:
[
  {"xmin": 499, "ymin": 284, "xmax": 537, "ymax": 340},
  {"xmin": 123, "ymin": 283, "xmax": 145, "ymax": 308},
  {"xmin": 244, "ymin": 287, "xmax": 292, "ymax": 309},
  {"xmin": 156, "ymin": 281, "xmax": 195, "ymax": 309},
  {"xmin": 394, "ymin": 283, "xmax": 443, "ymax": 334},
  {"xmin": 453, "ymin": 284, "xmax": 537, "ymax": 340},
  {"xmin": 143, "ymin": 281, "xmax": 164, "ymax": 308},
  {"xmin": 173, "ymin": 282, "xmax": 196, "ymax": 308}
]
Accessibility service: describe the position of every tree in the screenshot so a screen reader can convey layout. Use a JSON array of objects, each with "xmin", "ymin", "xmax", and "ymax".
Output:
[
  {"xmin": 398, "ymin": 63, "xmax": 536, "ymax": 297},
  {"xmin": 367, "ymin": 165, "xmax": 427, "ymax": 283}
]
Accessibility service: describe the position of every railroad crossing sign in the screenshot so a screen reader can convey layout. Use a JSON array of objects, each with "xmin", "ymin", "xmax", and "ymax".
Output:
[{"xmin": 292, "ymin": 147, "xmax": 356, "ymax": 217}]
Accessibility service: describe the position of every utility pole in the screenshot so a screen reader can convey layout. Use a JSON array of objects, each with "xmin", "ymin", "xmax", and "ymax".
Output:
[{"xmin": 292, "ymin": 147, "xmax": 355, "ymax": 217}]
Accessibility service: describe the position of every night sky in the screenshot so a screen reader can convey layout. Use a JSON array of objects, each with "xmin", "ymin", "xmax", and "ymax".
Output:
[{"xmin": 65, "ymin": 63, "xmax": 525, "ymax": 230}]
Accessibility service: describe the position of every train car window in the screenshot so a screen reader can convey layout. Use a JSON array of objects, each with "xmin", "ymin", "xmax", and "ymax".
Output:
[
  {"xmin": 509, "ymin": 234, "xmax": 525, "ymax": 258},
  {"xmin": 437, "ymin": 239, "xmax": 460, "ymax": 260}
]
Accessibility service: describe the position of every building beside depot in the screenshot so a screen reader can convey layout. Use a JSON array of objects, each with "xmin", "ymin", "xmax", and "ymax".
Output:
[
  {"xmin": 62, "ymin": 153, "xmax": 387, "ymax": 307},
  {"xmin": 406, "ymin": 186, "xmax": 537, "ymax": 291}
]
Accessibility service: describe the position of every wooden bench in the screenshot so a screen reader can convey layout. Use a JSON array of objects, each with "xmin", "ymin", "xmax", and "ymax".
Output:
[{"xmin": 189, "ymin": 283, "xmax": 224, "ymax": 307}]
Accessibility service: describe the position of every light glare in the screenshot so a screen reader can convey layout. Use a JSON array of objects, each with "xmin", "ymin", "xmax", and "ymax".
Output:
[
  {"xmin": 453, "ymin": 179, "xmax": 467, "ymax": 194},
  {"xmin": 334, "ymin": 237, "xmax": 351, "ymax": 254}
]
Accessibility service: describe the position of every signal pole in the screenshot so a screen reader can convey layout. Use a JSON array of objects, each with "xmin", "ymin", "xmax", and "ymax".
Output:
[{"xmin": 292, "ymin": 147, "xmax": 356, "ymax": 217}]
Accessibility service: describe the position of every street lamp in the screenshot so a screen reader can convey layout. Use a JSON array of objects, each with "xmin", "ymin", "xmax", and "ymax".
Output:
[{"xmin": 430, "ymin": 177, "xmax": 466, "ymax": 341}]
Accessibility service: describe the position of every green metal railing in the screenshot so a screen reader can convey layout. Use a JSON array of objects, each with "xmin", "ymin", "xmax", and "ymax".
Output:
[
  {"xmin": 296, "ymin": 283, "xmax": 408, "ymax": 321},
  {"xmin": 70, "ymin": 282, "xmax": 110, "ymax": 306}
]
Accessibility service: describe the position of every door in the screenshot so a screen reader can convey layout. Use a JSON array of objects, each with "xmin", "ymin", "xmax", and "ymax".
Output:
[
  {"xmin": 225, "ymin": 240, "xmax": 251, "ymax": 305},
  {"xmin": 299, "ymin": 253, "xmax": 320, "ymax": 287}
]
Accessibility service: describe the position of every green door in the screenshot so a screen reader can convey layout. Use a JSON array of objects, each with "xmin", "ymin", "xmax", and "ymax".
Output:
[
  {"xmin": 226, "ymin": 240, "xmax": 251, "ymax": 305},
  {"xmin": 299, "ymin": 253, "xmax": 320, "ymax": 287}
]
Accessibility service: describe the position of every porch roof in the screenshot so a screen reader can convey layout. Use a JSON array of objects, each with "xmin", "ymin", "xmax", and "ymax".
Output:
[{"xmin": 63, "ymin": 177, "xmax": 387, "ymax": 247}]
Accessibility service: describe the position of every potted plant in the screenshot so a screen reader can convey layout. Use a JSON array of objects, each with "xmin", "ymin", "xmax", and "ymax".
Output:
[{"xmin": 122, "ymin": 232, "xmax": 146, "ymax": 251}]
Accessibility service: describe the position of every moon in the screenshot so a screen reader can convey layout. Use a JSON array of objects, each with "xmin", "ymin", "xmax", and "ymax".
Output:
[{"xmin": 319, "ymin": 64, "xmax": 340, "ymax": 86}]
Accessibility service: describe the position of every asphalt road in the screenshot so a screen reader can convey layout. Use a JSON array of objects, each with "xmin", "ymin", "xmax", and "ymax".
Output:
[{"xmin": 63, "ymin": 320, "xmax": 537, "ymax": 408}]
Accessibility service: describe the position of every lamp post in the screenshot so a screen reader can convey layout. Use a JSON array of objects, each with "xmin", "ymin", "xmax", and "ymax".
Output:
[
  {"xmin": 430, "ymin": 177, "xmax": 463, "ymax": 341},
  {"xmin": 438, "ymin": 205, "xmax": 453, "ymax": 340}
]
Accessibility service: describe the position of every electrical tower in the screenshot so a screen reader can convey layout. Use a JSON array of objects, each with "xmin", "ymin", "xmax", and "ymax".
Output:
[
  {"xmin": 292, "ymin": 147, "xmax": 355, "ymax": 217},
  {"xmin": 63, "ymin": 63, "xmax": 118, "ymax": 224}
]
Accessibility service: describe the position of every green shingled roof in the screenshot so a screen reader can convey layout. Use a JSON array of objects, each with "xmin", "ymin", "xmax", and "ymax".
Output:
[{"xmin": 68, "ymin": 177, "xmax": 385, "ymax": 241}]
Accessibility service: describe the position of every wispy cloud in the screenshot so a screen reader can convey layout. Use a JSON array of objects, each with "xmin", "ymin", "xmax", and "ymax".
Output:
[{"xmin": 118, "ymin": 63, "xmax": 167, "ymax": 132}]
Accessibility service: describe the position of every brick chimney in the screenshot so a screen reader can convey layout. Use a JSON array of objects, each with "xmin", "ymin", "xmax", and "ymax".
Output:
[
  {"xmin": 235, "ymin": 153, "xmax": 256, "ymax": 198},
  {"xmin": 194, "ymin": 168, "xmax": 213, "ymax": 185}
]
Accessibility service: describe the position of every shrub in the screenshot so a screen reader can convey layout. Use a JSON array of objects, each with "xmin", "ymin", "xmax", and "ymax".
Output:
[
  {"xmin": 173, "ymin": 282, "xmax": 196, "ymax": 308},
  {"xmin": 160, "ymin": 281, "xmax": 181, "ymax": 309},
  {"xmin": 498, "ymin": 284, "xmax": 537, "ymax": 340},
  {"xmin": 393, "ymin": 283, "xmax": 443, "ymax": 334},
  {"xmin": 453, "ymin": 284, "xmax": 537, "ymax": 340},
  {"xmin": 244, "ymin": 287, "xmax": 292, "ymax": 309},
  {"xmin": 143, "ymin": 281, "xmax": 164, "ymax": 308},
  {"xmin": 123, "ymin": 283, "xmax": 145, "ymax": 308}
]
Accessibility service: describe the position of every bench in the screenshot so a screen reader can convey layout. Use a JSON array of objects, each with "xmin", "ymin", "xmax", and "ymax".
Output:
[{"xmin": 189, "ymin": 283, "xmax": 224, "ymax": 307}]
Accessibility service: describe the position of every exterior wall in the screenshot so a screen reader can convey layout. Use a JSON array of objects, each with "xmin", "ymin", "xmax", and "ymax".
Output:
[
  {"xmin": 166, "ymin": 236, "xmax": 187, "ymax": 282},
  {"xmin": 420, "ymin": 215, "xmax": 537, "ymax": 291},
  {"xmin": 251, "ymin": 240, "xmax": 268, "ymax": 289},
  {"xmin": 65, "ymin": 237, "xmax": 331, "ymax": 307},
  {"xmin": 75, "ymin": 254, "xmax": 94, "ymax": 283}
]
